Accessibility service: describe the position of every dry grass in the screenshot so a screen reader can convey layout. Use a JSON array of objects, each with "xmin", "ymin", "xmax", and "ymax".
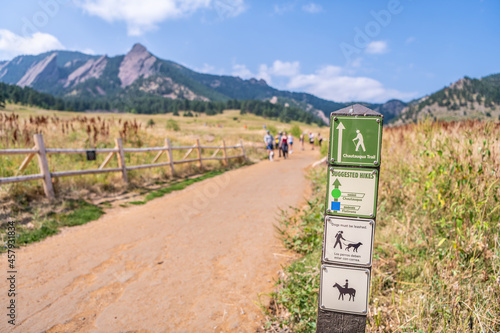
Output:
[
  {"xmin": 370, "ymin": 119, "xmax": 500, "ymax": 332},
  {"xmin": 0, "ymin": 103, "xmax": 328, "ymax": 250},
  {"xmin": 0, "ymin": 103, "xmax": 327, "ymax": 202},
  {"xmin": 266, "ymin": 119, "xmax": 500, "ymax": 332}
]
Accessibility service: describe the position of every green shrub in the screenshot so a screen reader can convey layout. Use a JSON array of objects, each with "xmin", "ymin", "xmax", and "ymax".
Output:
[
  {"xmin": 290, "ymin": 125, "xmax": 302, "ymax": 138},
  {"xmin": 266, "ymin": 125, "xmax": 278, "ymax": 136},
  {"xmin": 166, "ymin": 119, "xmax": 180, "ymax": 131}
]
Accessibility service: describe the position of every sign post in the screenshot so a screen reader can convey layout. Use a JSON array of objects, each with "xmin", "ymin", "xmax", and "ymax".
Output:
[{"xmin": 316, "ymin": 104, "xmax": 383, "ymax": 332}]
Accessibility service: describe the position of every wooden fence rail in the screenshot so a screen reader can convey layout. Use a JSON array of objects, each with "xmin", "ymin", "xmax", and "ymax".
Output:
[{"xmin": 0, "ymin": 134, "xmax": 246, "ymax": 200}]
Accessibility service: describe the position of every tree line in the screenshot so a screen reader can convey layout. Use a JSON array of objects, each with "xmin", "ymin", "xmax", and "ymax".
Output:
[{"xmin": 0, "ymin": 82, "xmax": 323, "ymax": 125}]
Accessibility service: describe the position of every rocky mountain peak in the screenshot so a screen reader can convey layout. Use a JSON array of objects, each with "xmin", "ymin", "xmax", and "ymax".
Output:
[
  {"xmin": 17, "ymin": 53, "xmax": 59, "ymax": 88},
  {"xmin": 65, "ymin": 55, "xmax": 108, "ymax": 88},
  {"xmin": 449, "ymin": 77, "xmax": 468, "ymax": 90},
  {"xmin": 119, "ymin": 43, "xmax": 157, "ymax": 87},
  {"xmin": 248, "ymin": 78, "xmax": 268, "ymax": 86},
  {"xmin": 129, "ymin": 43, "xmax": 149, "ymax": 55}
]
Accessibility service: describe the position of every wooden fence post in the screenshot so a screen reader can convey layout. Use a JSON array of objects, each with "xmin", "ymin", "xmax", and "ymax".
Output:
[
  {"xmin": 222, "ymin": 140, "xmax": 228, "ymax": 166},
  {"xmin": 115, "ymin": 138, "xmax": 128, "ymax": 183},
  {"xmin": 239, "ymin": 139, "xmax": 247, "ymax": 161},
  {"xmin": 196, "ymin": 139, "xmax": 203, "ymax": 170},
  {"xmin": 34, "ymin": 134, "xmax": 55, "ymax": 200},
  {"xmin": 152, "ymin": 140, "xmax": 166, "ymax": 164},
  {"xmin": 19, "ymin": 146, "xmax": 37, "ymax": 172},
  {"xmin": 166, "ymin": 138, "xmax": 176, "ymax": 177}
]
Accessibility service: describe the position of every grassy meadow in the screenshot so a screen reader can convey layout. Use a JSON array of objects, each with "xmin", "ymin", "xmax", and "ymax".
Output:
[
  {"xmin": 266, "ymin": 119, "xmax": 500, "ymax": 332},
  {"xmin": 0, "ymin": 103, "xmax": 326, "ymax": 199},
  {"xmin": 0, "ymin": 103, "xmax": 327, "ymax": 248}
]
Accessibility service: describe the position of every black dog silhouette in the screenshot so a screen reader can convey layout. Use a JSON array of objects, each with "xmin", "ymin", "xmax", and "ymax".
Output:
[{"xmin": 345, "ymin": 242, "xmax": 363, "ymax": 252}]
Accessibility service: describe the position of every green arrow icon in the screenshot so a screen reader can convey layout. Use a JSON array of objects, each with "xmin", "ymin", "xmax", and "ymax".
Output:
[{"xmin": 332, "ymin": 178, "xmax": 342, "ymax": 200}]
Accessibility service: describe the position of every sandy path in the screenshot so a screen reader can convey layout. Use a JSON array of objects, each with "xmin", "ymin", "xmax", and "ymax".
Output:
[{"xmin": 1, "ymin": 149, "xmax": 318, "ymax": 333}]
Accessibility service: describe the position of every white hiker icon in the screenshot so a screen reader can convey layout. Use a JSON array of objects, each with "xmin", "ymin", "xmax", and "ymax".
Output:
[{"xmin": 352, "ymin": 130, "xmax": 366, "ymax": 152}]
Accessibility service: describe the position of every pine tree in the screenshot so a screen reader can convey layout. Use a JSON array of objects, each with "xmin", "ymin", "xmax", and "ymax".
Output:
[{"xmin": 0, "ymin": 89, "xmax": 5, "ymax": 109}]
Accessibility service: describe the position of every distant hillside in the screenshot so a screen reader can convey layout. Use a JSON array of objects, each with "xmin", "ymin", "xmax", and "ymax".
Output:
[
  {"xmin": 394, "ymin": 74, "xmax": 500, "ymax": 124},
  {"xmin": 0, "ymin": 81, "xmax": 324, "ymax": 125},
  {"xmin": 0, "ymin": 44, "xmax": 406, "ymax": 122}
]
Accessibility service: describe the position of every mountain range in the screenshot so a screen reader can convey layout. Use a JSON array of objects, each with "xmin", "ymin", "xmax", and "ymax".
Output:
[
  {"xmin": 0, "ymin": 43, "xmax": 408, "ymax": 123},
  {"xmin": 1, "ymin": 43, "xmax": 499, "ymax": 124},
  {"xmin": 394, "ymin": 74, "xmax": 500, "ymax": 124}
]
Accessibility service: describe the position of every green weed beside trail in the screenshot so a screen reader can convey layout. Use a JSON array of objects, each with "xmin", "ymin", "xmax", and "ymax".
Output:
[
  {"xmin": 128, "ymin": 169, "xmax": 227, "ymax": 205},
  {"xmin": 266, "ymin": 120, "xmax": 500, "ymax": 332},
  {"xmin": 2, "ymin": 200, "xmax": 105, "ymax": 250},
  {"xmin": 265, "ymin": 167, "xmax": 326, "ymax": 332}
]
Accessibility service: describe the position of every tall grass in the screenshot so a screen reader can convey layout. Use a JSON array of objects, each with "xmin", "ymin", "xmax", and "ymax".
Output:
[
  {"xmin": 0, "ymin": 107, "xmax": 326, "ymax": 202},
  {"xmin": 266, "ymin": 120, "xmax": 500, "ymax": 332},
  {"xmin": 0, "ymin": 111, "xmax": 252, "ymax": 200},
  {"xmin": 372, "ymin": 120, "xmax": 499, "ymax": 332}
]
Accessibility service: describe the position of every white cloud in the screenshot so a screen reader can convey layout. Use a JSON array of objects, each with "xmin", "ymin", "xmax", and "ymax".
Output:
[
  {"xmin": 213, "ymin": 0, "xmax": 246, "ymax": 18},
  {"xmin": 269, "ymin": 60, "xmax": 300, "ymax": 77},
  {"xmin": 232, "ymin": 60, "xmax": 300, "ymax": 85},
  {"xmin": 274, "ymin": 2, "xmax": 295, "ymax": 15},
  {"xmin": 365, "ymin": 41, "xmax": 388, "ymax": 54},
  {"xmin": 76, "ymin": 0, "xmax": 246, "ymax": 36},
  {"xmin": 232, "ymin": 63, "xmax": 253, "ymax": 78},
  {"xmin": 198, "ymin": 63, "xmax": 215, "ymax": 73},
  {"xmin": 233, "ymin": 59, "xmax": 416, "ymax": 103},
  {"xmin": 287, "ymin": 65, "xmax": 416, "ymax": 103},
  {"xmin": 302, "ymin": 3, "xmax": 322, "ymax": 13},
  {"xmin": 0, "ymin": 30, "xmax": 65, "ymax": 60}
]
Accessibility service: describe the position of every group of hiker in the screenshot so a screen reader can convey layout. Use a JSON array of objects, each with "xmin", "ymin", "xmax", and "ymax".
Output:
[
  {"xmin": 305, "ymin": 132, "xmax": 323, "ymax": 150},
  {"xmin": 264, "ymin": 130, "xmax": 323, "ymax": 161},
  {"xmin": 264, "ymin": 131, "xmax": 292, "ymax": 161}
]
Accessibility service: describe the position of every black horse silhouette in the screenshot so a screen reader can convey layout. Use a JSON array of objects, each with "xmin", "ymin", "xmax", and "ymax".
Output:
[{"xmin": 333, "ymin": 283, "xmax": 356, "ymax": 301}]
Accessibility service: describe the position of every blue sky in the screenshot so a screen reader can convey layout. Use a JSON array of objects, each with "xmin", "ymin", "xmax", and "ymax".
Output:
[{"xmin": 0, "ymin": 0, "xmax": 499, "ymax": 103}]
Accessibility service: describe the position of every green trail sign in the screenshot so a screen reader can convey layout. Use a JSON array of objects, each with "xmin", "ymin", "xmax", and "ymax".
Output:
[
  {"xmin": 329, "ymin": 110, "xmax": 382, "ymax": 167},
  {"xmin": 326, "ymin": 166, "xmax": 379, "ymax": 218},
  {"xmin": 317, "ymin": 104, "xmax": 383, "ymax": 332}
]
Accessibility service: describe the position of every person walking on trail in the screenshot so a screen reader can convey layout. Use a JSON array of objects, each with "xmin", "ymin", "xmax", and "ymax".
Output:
[
  {"xmin": 318, "ymin": 133, "xmax": 323, "ymax": 148},
  {"xmin": 334, "ymin": 230, "xmax": 345, "ymax": 249},
  {"xmin": 300, "ymin": 133, "xmax": 305, "ymax": 150},
  {"xmin": 281, "ymin": 131, "xmax": 289, "ymax": 159},
  {"xmin": 288, "ymin": 133, "xmax": 294, "ymax": 154},
  {"xmin": 276, "ymin": 132, "xmax": 283, "ymax": 158},
  {"xmin": 353, "ymin": 130, "xmax": 366, "ymax": 152},
  {"xmin": 264, "ymin": 130, "xmax": 274, "ymax": 161},
  {"xmin": 309, "ymin": 132, "xmax": 315, "ymax": 150}
]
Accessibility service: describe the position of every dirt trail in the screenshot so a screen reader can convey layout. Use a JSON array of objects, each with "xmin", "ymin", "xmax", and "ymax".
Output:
[{"xmin": 1, "ymin": 149, "xmax": 319, "ymax": 333}]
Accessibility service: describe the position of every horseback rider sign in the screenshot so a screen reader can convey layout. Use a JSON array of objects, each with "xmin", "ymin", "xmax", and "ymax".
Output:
[
  {"xmin": 332, "ymin": 279, "xmax": 356, "ymax": 301},
  {"xmin": 323, "ymin": 216, "xmax": 375, "ymax": 267},
  {"xmin": 320, "ymin": 264, "xmax": 370, "ymax": 314}
]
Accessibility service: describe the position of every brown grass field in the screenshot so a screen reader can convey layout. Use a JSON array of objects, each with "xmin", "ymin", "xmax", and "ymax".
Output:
[{"xmin": 0, "ymin": 103, "xmax": 327, "ymax": 201}]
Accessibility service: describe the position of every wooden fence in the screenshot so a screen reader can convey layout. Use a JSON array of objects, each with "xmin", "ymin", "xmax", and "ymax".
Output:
[{"xmin": 0, "ymin": 134, "xmax": 246, "ymax": 200}]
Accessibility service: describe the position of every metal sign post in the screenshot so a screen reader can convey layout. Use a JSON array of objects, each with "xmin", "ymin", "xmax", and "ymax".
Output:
[{"xmin": 316, "ymin": 104, "xmax": 383, "ymax": 333}]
